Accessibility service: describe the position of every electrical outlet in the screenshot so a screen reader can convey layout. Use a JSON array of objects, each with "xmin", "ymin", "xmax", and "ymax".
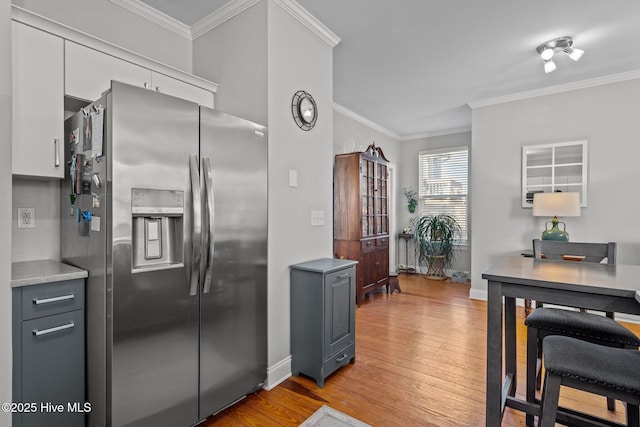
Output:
[
  {"xmin": 311, "ymin": 210, "xmax": 324, "ymax": 226},
  {"xmin": 18, "ymin": 208, "xmax": 36, "ymax": 229}
]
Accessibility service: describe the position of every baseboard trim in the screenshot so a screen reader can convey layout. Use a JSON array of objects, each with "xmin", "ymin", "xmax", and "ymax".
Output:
[
  {"xmin": 264, "ymin": 355, "xmax": 292, "ymax": 390},
  {"xmin": 469, "ymin": 288, "xmax": 487, "ymax": 301}
]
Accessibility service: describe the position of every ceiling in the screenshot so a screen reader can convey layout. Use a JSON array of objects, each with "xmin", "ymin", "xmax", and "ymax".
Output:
[{"xmin": 138, "ymin": 0, "xmax": 640, "ymax": 139}]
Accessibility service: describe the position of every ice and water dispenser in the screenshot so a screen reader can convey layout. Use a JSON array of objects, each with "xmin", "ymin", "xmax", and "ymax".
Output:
[{"xmin": 131, "ymin": 188, "xmax": 184, "ymax": 272}]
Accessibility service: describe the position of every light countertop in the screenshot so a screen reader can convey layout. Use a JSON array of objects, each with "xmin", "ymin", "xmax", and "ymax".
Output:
[{"xmin": 11, "ymin": 259, "xmax": 88, "ymax": 288}]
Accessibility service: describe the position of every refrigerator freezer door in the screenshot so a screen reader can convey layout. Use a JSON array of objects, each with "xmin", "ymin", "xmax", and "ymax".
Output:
[
  {"xmin": 109, "ymin": 82, "xmax": 200, "ymax": 427},
  {"xmin": 198, "ymin": 108, "xmax": 268, "ymax": 418}
]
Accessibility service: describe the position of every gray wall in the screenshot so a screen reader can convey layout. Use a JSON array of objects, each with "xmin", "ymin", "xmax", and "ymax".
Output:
[
  {"xmin": 194, "ymin": 0, "xmax": 335, "ymax": 387},
  {"xmin": 1, "ymin": 0, "xmax": 12, "ymax": 421},
  {"xmin": 397, "ymin": 131, "xmax": 472, "ymax": 274},
  {"xmin": 12, "ymin": 0, "xmax": 192, "ymax": 71},
  {"xmin": 470, "ymin": 78, "xmax": 640, "ymax": 299}
]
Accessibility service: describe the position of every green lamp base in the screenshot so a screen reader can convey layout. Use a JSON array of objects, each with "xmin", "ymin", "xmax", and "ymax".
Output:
[{"xmin": 542, "ymin": 217, "xmax": 569, "ymax": 241}]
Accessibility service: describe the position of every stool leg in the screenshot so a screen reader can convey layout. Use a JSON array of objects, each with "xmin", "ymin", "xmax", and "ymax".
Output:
[
  {"xmin": 628, "ymin": 403, "xmax": 640, "ymax": 427},
  {"xmin": 540, "ymin": 372, "xmax": 562, "ymax": 427},
  {"xmin": 536, "ymin": 336, "xmax": 543, "ymax": 391},
  {"xmin": 526, "ymin": 326, "xmax": 537, "ymax": 427}
]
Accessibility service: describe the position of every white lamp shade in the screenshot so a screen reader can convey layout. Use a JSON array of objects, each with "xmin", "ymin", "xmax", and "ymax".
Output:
[{"xmin": 532, "ymin": 192, "xmax": 581, "ymax": 217}]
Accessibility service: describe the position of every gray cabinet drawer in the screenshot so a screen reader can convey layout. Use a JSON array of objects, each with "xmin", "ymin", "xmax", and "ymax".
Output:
[
  {"xmin": 323, "ymin": 342, "xmax": 355, "ymax": 380},
  {"xmin": 21, "ymin": 279, "xmax": 84, "ymax": 320},
  {"xmin": 21, "ymin": 309, "xmax": 85, "ymax": 427}
]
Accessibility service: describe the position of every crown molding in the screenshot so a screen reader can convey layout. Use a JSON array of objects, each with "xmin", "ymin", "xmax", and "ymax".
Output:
[
  {"xmin": 333, "ymin": 103, "xmax": 401, "ymax": 141},
  {"xmin": 333, "ymin": 103, "xmax": 471, "ymax": 141},
  {"xmin": 272, "ymin": 0, "xmax": 341, "ymax": 47},
  {"xmin": 191, "ymin": 0, "xmax": 260, "ymax": 39},
  {"xmin": 401, "ymin": 126, "xmax": 472, "ymax": 141},
  {"xmin": 468, "ymin": 69, "xmax": 640, "ymax": 109},
  {"xmin": 109, "ymin": 0, "xmax": 192, "ymax": 39}
]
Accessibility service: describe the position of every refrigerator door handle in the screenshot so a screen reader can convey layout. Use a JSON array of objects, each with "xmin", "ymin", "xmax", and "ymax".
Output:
[
  {"xmin": 202, "ymin": 157, "xmax": 215, "ymax": 294},
  {"xmin": 189, "ymin": 155, "xmax": 202, "ymax": 296}
]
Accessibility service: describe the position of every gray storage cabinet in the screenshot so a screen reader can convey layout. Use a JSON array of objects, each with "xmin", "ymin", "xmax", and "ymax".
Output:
[
  {"xmin": 290, "ymin": 258, "xmax": 357, "ymax": 388},
  {"xmin": 12, "ymin": 279, "xmax": 85, "ymax": 427}
]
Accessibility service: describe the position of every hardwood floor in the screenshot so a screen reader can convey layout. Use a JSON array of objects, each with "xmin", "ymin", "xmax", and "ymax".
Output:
[{"xmin": 202, "ymin": 273, "xmax": 640, "ymax": 426}]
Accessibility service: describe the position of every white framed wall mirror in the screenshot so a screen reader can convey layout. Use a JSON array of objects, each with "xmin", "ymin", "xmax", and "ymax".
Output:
[{"xmin": 522, "ymin": 140, "xmax": 588, "ymax": 208}]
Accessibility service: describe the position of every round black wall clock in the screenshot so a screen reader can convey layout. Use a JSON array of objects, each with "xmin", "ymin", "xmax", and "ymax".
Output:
[{"xmin": 291, "ymin": 90, "xmax": 317, "ymax": 131}]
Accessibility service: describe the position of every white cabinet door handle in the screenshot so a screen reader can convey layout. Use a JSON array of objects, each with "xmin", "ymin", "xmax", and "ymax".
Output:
[{"xmin": 54, "ymin": 139, "xmax": 60, "ymax": 167}]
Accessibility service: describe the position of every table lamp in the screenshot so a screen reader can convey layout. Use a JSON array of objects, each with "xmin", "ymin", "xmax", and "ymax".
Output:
[{"xmin": 532, "ymin": 192, "xmax": 581, "ymax": 241}]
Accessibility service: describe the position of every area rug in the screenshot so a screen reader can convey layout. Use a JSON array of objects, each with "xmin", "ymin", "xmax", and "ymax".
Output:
[{"xmin": 300, "ymin": 405, "xmax": 371, "ymax": 427}]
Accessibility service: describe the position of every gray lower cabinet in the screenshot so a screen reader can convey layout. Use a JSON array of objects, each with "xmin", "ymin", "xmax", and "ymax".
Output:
[
  {"xmin": 290, "ymin": 258, "xmax": 357, "ymax": 388},
  {"xmin": 12, "ymin": 279, "xmax": 85, "ymax": 427}
]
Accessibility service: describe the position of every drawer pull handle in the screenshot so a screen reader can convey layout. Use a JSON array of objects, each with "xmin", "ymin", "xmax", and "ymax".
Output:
[
  {"xmin": 33, "ymin": 294, "xmax": 75, "ymax": 305},
  {"xmin": 336, "ymin": 273, "xmax": 349, "ymax": 278},
  {"xmin": 33, "ymin": 321, "xmax": 75, "ymax": 336},
  {"xmin": 336, "ymin": 353, "xmax": 348, "ymax": 362}
]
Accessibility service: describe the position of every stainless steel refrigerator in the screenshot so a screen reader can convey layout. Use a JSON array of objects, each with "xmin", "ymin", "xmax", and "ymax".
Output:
[{"xmin": 61, "ymin": 81, "xmax": 268, "ymax": 427}]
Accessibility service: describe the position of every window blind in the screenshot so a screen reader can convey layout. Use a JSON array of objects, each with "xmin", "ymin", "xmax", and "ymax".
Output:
[{"xmin": 418, "ymin": 146, "xmax": 468, "ymax": 243}]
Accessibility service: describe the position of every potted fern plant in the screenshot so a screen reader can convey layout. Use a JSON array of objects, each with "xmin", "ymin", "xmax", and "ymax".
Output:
[{"xmin": 412, "ymin": 214, "xmax": 461, "ymax": 280}]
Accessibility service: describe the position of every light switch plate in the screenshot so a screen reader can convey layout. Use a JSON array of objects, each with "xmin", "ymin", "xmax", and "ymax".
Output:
[
  {"xmin": 311, "ymin": 210, "xmax": 324, "ymax": 226},
  {"xmin": 289, "ymin": 169, "xmax": 298, "ymax": 187},
  {"xmin": 17, "ymin": 208, "xmax": 36, "ymax": 229}
]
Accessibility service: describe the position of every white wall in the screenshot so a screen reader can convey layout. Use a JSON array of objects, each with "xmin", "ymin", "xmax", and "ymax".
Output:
[
  {"xmin": 12, "ymin": 0, "xmax": 192, "ymax": 71},
  {"xmin": 1, "ymin": 0, "xmax": 13, "ymax": 422},
  {"xmin": 266, "ymin": 0, "xmax": 334, "ymax": 386},
  {"xmin": 471, "ymin": 78, "xmax": 640, "ymax": 299},
  {"xmin": 12, "ymin": 178, "xmax": 60, "ymax": 262},
  {"xmin": 397, "ymin": 131, "xmax": 472, "ymax": 274},
  {"xmin": 192, "ymin": 0, "xmax": 267, "ymax": 124},
  {"xmin": 194, "ymin": 0, "xmax": 335, "ymax": 388},
  {"xmin": 333, "ymin": 109, "xmax": 399, "ymax": 159}
]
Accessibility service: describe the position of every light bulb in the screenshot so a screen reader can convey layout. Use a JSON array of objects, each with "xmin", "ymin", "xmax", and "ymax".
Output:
[
  {"xmin": 540, "ymin": 47, "xmax": 554, "ymax": 61},
  {"xmin": 564, "ymin": 47, "xmax": 584, "ymax": 61},
  {"xmin": 544, "ymin": 59, "xmax": 557, "ymax": 74}
]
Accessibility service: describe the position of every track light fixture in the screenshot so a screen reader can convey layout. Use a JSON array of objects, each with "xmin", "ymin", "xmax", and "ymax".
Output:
[{"xmin": 536, "ymin": 36, "xmax": 584, "ymax": 74}]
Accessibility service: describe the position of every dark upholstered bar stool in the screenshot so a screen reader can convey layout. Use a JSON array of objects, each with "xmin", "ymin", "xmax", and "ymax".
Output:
[
  {"xmin": 524, "ymin": 240, "xmax": 640, "ymax": 426},
  {"xmin": 539, "ymin": 336, "xmax": 640, "ymax": 427}
]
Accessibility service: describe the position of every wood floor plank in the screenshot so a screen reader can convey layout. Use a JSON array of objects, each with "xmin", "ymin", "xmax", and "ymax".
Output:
[{"xmin": 201, "ymin": 274, "xmax": 640, "ymax": 426}]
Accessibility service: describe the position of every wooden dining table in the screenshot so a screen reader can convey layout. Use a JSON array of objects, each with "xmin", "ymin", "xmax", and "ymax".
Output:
[{"xmin": 482, "ymin": 256, "xmax": 640, "ymax": 426}]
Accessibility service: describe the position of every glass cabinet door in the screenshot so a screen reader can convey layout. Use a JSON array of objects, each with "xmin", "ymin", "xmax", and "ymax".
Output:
[
  {"xmin": 361, "ymin": 159, "xmax": 375, "ymax": 237},
  {"xmin": 374, "ymin": 162, "xmax": 388, "ymax": 235}
]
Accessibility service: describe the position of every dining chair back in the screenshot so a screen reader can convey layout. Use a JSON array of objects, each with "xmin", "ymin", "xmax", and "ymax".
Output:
[{"xmin": 532, "ymin": 239, "xmax": 616, "ymax": 264}]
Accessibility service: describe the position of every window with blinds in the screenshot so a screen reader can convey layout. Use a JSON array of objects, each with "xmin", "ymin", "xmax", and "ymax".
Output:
[{"xmin": 418, "ymin": 146, "xmax": 468, "ymax": 244}]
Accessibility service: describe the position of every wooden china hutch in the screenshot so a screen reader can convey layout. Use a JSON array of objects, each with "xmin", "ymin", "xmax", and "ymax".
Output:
[{"xmin": 334, "ymin": 143, "xmax": 389, "ymax": 306}]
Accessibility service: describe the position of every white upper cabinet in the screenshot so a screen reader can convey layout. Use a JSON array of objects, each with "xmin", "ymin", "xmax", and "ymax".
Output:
[
  {"xmin": 150, "ymin": 72, "xmax": 214, "ymax": 108},
  {"xmin": 12, "ymin": 21, "xmax": 65, "ymax": 179},
  {"xmin": 65, "ymin": 41, "xmax": 152, "ymax": 102},
  {"xmin": 65, "ymin": 42, "xmax": 215, "ymax": 108}
]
